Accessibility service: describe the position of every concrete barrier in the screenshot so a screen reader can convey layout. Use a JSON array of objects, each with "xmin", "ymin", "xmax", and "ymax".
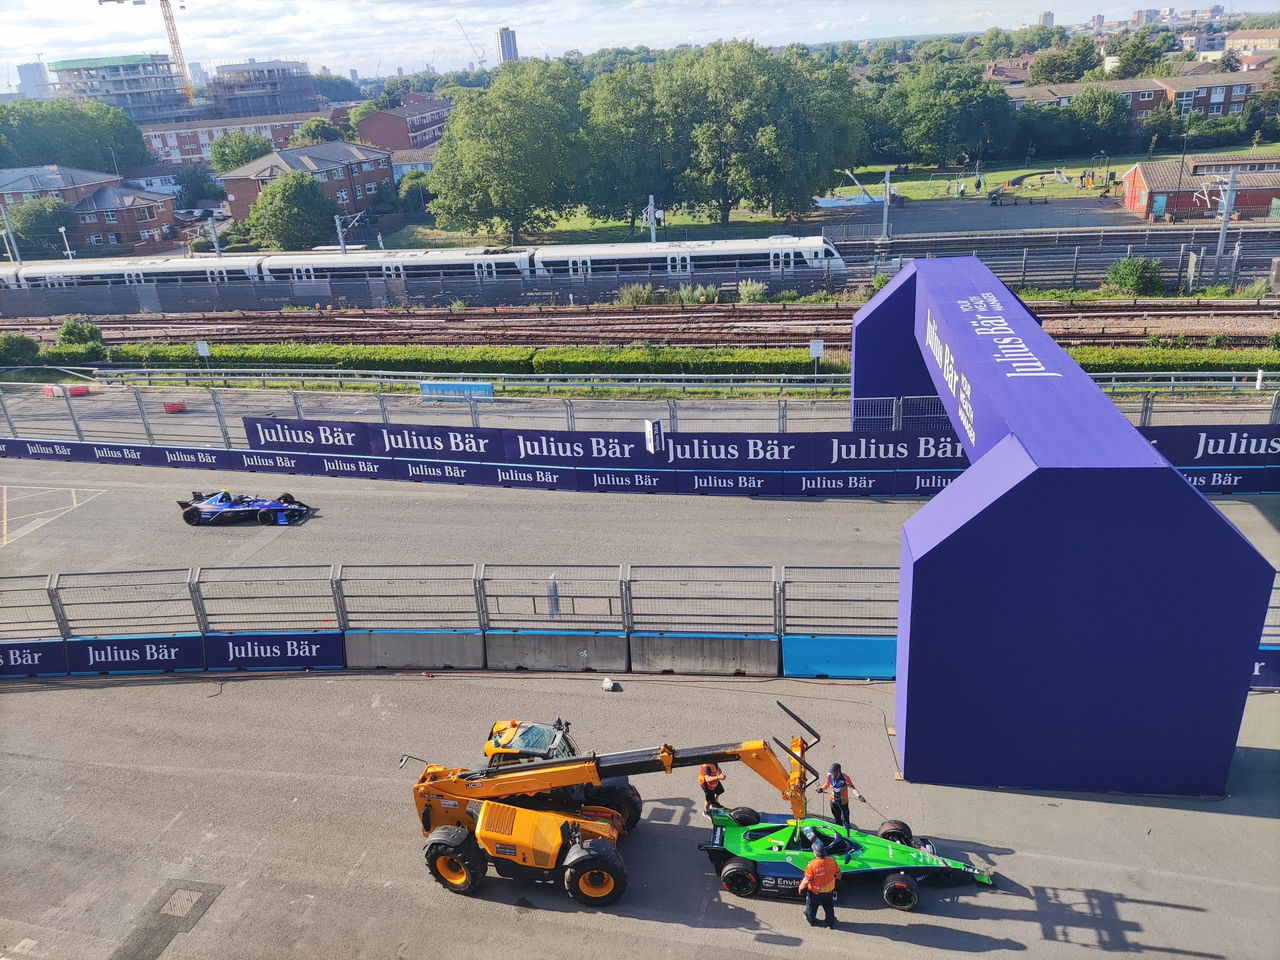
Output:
[
  {"xmin": 484, "ymin": 629, "xmax": 628, "ymax": 672},
  {"xmin": 630, "ymin": 632, "xmax": 779, "ymax": 676},
  {"xmin": 345, "ymin": 629, "xmax": 485, "ymax": 670},
  {"xmin": 782, "ymin": 634, "xmax": 896, "ymax": 679},
  {"xmin": 0, "ymin": 638, "xmax": 68, "ymax": 679}
]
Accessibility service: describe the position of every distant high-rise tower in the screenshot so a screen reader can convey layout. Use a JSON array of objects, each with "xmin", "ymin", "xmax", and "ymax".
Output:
[
  {"xmin": 16, "ymin": 61, "xmax": 50, "ymax": 99},
  {"xmin": 496, "ymin": 27, "xmax": 519, "ymax": 64},
  {"xmin": 397, "ymin": 66, "xmax": 404, "ymax": 77},
  {"xmin": 188, "ymin": 61, "xmax": 209, "ymax": 89},
  {"xmin": 350, "ymin": 69, "xmax": 359, "ymax": 82},
  {"xmin": 1038, "ymin": 11, "xmax": 1054, "ymax": 27}
]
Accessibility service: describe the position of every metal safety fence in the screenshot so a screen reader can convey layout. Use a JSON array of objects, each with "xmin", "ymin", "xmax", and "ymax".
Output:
[
  {"xmin": 5, "ymin": 564, "xmax": 1277, "ymax": 646},
  {"xmin": 2, "ymin": 381, "xmax": 1276, "ymax": 450}
]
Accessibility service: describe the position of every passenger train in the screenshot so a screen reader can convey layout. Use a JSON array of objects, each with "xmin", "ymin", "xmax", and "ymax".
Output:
[{"xmin": 0, "ymin": 236, "xmax": 845, "ymax": 289}]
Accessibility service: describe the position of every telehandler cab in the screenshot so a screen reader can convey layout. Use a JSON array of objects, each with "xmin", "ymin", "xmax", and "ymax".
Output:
[{"xmin": 400, "ymin": 701, "xmax": 822, "ymax": 907}]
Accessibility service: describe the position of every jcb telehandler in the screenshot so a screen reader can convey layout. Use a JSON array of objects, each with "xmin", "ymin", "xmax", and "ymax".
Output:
[{"xmin": 400, "ymin": 702, "xmax": 821, "ymax": 907}]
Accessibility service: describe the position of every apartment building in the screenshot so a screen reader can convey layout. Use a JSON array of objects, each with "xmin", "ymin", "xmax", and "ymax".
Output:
[
  {"xmin": 0, "ymin": 165, "xmax": 175, "ymax": 250},
  {"xmin": 354, "ymin": 100, "xmax": 451, "ymax": 151},
  {"xmin": 208, "ymin": 60, "xmax": 322, "ymax": 119},
  {"xmin": 47, "ymin": 54, "xmax": 193, "ymax": 125},
  {"xmin": 141, "ymin": 112, "xmax": 330, "ymax": 164},
  {"xmin": 1007, "ymin": 70, "xmax": 1269, "ymax": 125},
  {"xmin": 218, "ymin": 142, "xmax": 393, "ymax": 220},
  {"xmin": 1224, "ymin": 29, "xmax": 1280, "ymax": 55}
]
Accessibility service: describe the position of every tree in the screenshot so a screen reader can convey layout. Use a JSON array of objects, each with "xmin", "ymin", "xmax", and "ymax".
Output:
[
  {"xmin": 1068, "ymin": 86, "xmax": 1132, "ymax": 151},
  {"xmin": 1028, "ymin": 49, "xmax": 1082, "ymax": 84},
  {"xmin": 56, "ymin": 317, "xmax": 103, "ymax": 345},
  {"xmin": 581, "ymin": 65, "xmax": 676, "ymax": 228},
  {"xmin": 312, "ymin": 73, "xmax": 361, "ymax": 102},
  {"xmin": 8, "ymin": 196, "xmax": 76, "ymax": 252},
  {"xmin": 1240, "ymin": 13, "xmax": 1280, "ymax": 29},
  {"xmin": 978, "ymin": 27, "xmax": 1015, "ymax": 61},
  {"xmin": 289, "ymin": 118, "xmax": 344, "ymax": 147},
  {"xmin": 348, "ymin": 101, "xmax": 381, "ymax": 125},
  {"xmin": 209, "ymin": 131, "xmax": 273, "ymax": 173},
  {"xmin": 0, "ymin": 98, "xmax": 149, "ymax": 172},
  {"xmin": 173, "ymin": 164, "xmax": 225, "ymax": 208},
  {"xmin": 397, "ymin": 169, "xmax": 433, "ymax": 212},
  {"xmin": 1219, "ymin": 49, "xmax": 1242, "ymax": 72},
  {"xmin": 245, "ymin": 170, "xmax": 340, "ymax": 250},
  {"xmin": 428, "ymin": 60, "xmax": 585, "ymax": 242},
  {"xmin": 1139, "ymin": 103, "xmax": 1185, "ymax": 144},
  {"xmin": 653, "ymin": 41, "xmax": 867, "ymax": 223},
  {"xmin": 893, "ymin": 62, "xmax": 1015, "ymax": 165}
]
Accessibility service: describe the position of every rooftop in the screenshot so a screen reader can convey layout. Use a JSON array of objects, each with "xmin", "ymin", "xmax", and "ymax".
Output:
[
  {"xmin": 48, "ymin": 55, "xmax": 165, "ymax": 71},
  {"xmin": 376, "ymin": 101, "xmax": 451, "ymax": 119},
  {"xmin": 391, "ymin": 147, "xmax": 440, "ymax": 164},
  {"xmin": 0, "ymin": 165, "xmax": 119, "ymax": 193},
  {"xmin": 219, "ymin": 141, "xmax": 391, "ymax": 180},
  {"xmin": 1126, "ymin": 153, "xmax": 1280, "ymax": 193},
  {"xmin": 73, "ymin": 185, "xmax": 170, "ymax": 213},
  {"xmin": 215, "ymin": 60, "xmax": 309, "ymax": 75}
]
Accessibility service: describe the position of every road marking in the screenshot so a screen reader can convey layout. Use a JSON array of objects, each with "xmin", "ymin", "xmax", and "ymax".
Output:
[{"xmin": 0, "ymin": 485, "xmax": 106, "ymax": 547}]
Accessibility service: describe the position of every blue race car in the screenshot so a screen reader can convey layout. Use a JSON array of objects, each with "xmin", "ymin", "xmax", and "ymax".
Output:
[{"xmin": 177, "ymin": 490, "xmax": 312, "ymax": 527}]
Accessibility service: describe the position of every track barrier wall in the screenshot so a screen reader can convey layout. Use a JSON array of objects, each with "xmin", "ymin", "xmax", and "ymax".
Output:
[{"xmin": 2, "ymin": 566, "xmax": 1275, "ymax": 687}]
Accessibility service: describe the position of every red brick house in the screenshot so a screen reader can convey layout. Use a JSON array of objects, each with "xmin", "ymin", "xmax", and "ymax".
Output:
[
  {"xmin": 218, "ymin": 141, "xmax": 394, "ymax": 220},
  {"xmin": 0, "ymin": 165, "xmax": 175, "ymax": 251},
  {"xmin": 355, "ymin": 100, "xmax": 451, "ymax": 151},
  {"xmin": 1118, "ymin": 153, "xmax": 1280, "ymax": 220},
  {"xmin": 140, "ymin": 112, "xmax": 331, "ymax": 164},
  {"xmin": 1007, "ymin": 70, "xmax": 1270, "ymax": 127}
]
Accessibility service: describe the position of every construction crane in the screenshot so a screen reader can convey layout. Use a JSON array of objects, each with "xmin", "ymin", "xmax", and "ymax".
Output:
[
  {"xmin": 98, "ymin": 0, "xmax": 195, "ymax": 105},
  {"xmin": 454, "ymin": 19, "xmax": 487, "ymax": 71}
]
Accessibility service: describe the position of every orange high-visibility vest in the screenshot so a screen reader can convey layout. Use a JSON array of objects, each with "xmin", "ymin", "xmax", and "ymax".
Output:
[
  {"xmin": 804, "ymin": 856, "xmax": 839, "ymax": 894},
  {"xmin": 699, "ymin": 763, "xmax": 722, "ymax": 786}
]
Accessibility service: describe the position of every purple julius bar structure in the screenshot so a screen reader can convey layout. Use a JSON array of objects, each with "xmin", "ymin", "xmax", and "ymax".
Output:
[{"xmin": 852, "ymin": 258, "xmax": 1274, "ymax": 796}]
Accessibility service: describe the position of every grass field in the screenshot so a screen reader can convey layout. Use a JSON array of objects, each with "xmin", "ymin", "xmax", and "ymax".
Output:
[{"xmin": 383, "ymin": 143, "xmax": 1274, "ymax": 250}]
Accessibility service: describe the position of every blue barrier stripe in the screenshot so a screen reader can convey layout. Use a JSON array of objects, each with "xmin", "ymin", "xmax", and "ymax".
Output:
[
  {"xmin": 357, "ymin": 629, "xmax": 484, "ymax": 636},
  {"xmin": 631, "ymin": 632, "xmax": 778, "ymax": 640},
  {"xmin": 486, "ymin": 629, "xmax": 626, "ymax": 637},
  {"xmin": 68, "ymin": 633, "xmax": 203, "ymax": 642}
]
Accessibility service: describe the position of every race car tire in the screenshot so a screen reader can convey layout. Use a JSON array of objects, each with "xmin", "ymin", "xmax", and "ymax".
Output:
[
  {"xmin": 882, "ymin": 872, "xmax": 920, "ymax": 911},
  {"xmin": 878, "ymin": 819, "xmax": 914, "ymax": 845},
  {"xmin": 727, "ymin": 806, "xmax": 761, "ymax": 826},
  {"xmin": 719, "ymin": 857, "xmax": 760, "ymax": 898},
  {"xmin": 181, "ymin": 507, "xmax": 200, "ymax": 526},
  {"xmin": 256, "ymin": 509, "xmax": 274, "ymax": 525},
  {"xmin": 563, "ymin": 843, "xmax": 628, "ymax": 907},
  {"xmin": 584, "ymin": 781, "xmax": 643, "ymax": 832},
  {"xmin": 425, "ymin": 832, "xmax": 487, "ymax": 895},
  {"xmin": 278, "ymin": 493, "xmax": 296, "ymax": 504}
]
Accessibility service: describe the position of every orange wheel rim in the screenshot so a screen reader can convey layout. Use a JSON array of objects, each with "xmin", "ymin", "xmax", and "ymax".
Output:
[
  {"xmin": 579, "ymin": 870, "xmax": 615, "ymax": 896},
  {"xmin": 436, "ymin": 855, "xmax": 468, "ymax": 885}
]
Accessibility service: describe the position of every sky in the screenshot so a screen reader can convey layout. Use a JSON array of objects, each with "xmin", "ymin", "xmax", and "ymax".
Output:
[{"xmin": 1, "ymin": 0, "xmax": 1277, "ymax": 88}]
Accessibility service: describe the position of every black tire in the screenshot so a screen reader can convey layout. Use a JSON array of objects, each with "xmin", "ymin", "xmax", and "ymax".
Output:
[
  {"xmin": 563, "ymin": 845, "xmax": 628, "ymax": 907},
  {"xmin": 425, "ymin": 834, "xmax": 487, "ymax": 895},
  {"xmin": 278, "ymin": 493, "xmax": 296, "ymax": 504},
  {"xmin": 181, "ymin": 507, "xmax": 200, "ymax": 526},
  {"xmin": 257, "ymin": 509, "xmax": 275, "ymax": 525},
  {"xmin": 728, "ymin": 806, "xmax": 760, "ymax": 826},
  {"xmin": 878, "ymin": 819, "xmax": 913, "ymax": 845},
  {"xmin": 584, "ymin": 781, "xmax": 643, "ymax": 832},
  {"xmin": 882, "ymin": 872, "xmax": 920, "ymax": 911},
  {"xmin": 719, "ymin": 857, "xmax": 760, "ymax": 898}
]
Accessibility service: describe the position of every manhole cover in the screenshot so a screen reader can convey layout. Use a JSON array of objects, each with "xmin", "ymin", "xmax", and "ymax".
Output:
[{"xmin": 160, "ymin": 889, "xmax": 202, "ymax": 918}]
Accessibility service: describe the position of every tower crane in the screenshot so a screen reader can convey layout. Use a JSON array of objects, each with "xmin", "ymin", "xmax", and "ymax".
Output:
[
  {"xmin": 98, "ymin": 0, "xmax": 195, "ymax": 105},
  {"xmin": 454, "ymin": 19, "xmax": 487, "ymax": 71}
]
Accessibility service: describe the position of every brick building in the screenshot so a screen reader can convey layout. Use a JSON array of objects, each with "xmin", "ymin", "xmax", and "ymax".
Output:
[
  {"xmin": 1224, "ymin": 29, "xmax": 1280, "ymax": 55},
  {"xmin": 355, "ymin": 100, "xmax": 451, "ymax": 151},
  {"xmin": 1119, "ymin": 152, "xmax": 1280, "ymax": 220},
  {"xmin": 0, "ymin": 165, "xmax": 175, "ymax": 251},
  {"xmin": 218, "ymin": 142, "xmax": 394, "ymax": 220},
  {"xmin": 1007, "ymin": 70, "xmax": 1269, "ymax": 126},
  {"xmin": 141, "ymin": 112, "xmax": 330, "ymax": 164}
]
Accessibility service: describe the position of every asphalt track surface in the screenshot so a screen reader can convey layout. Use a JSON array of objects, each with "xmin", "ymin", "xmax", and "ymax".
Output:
[{"xmin": 1, "ymin": 459, "xmax": 1279, "ymax": 960}]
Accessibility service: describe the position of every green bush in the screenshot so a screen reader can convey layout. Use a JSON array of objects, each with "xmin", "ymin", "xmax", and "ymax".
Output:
[
  {"xmin": 1105, "ymin": 257, "xmax": 1164, "ymax": 296},
  {"xmin": 1235, "ymin": 278, "xmax": 1271, "ymax": 299},
  {"xmin": 736, "ymin": 279, "xmax": 769, "ymax": 303},
  {"xmin": 869, "ymin": 273, "xmax": 892, "ymax": 293},
  {"xmin": 672, "ymin": 283, "xmax": 721, "ymax": 304},
  {"xmin": 616, "ymin": 283, "xmax": 660, "ymax": 306},
  {"xmin": 222, "ymin": 242, "xmax": 259, "ymax": 253},
  {"xmin": 1066, "ymin": 347, "xmax": 1280, "ymax": 372},
  {"xmin": 56, "ymin": 317, "xmax": 103, "ymax": 345},
  {"xmin": 107, "ymin": 342, "xmax": 537, "ymax": 373},
  {"xmin": 531, "ymin": 346, "xmax": 811, "ymax": 375},
  {"xmin": 0, "ymin": 334, "xmax": 40, "ymax": 366},
  {"xmin": 1269, "ymin": 331, "xmax": 1280, "ymax": 350},
  {"xmin": 1205, "ymin": 334, "xmax": 1231, "ymax": 349},
  {"xmin": 793, "ymin": 290, "xmax": 841, "ymax": 303},
  {"xmin": 772, "ymin": 289, "xmax": 800, "ymax": 302},
  {"xmin": 189, "ymin": 237, "xmax": 213, "ymax": 253},
  {"xmin": 448, "ymin": 298, "xmax": 468, "ymax": 313},
  {"xmin": 40, "ymin": 342, "xmax": 106, "ymax": 363}
]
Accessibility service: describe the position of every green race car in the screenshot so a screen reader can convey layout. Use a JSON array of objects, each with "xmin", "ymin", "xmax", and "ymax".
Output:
[{"xmin": 699, "ymin": 807, "xmax": 996, "ymax": 910}]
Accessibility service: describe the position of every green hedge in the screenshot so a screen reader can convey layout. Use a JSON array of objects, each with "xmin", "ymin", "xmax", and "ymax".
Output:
[
  {"xmin": 106, "ymin": 342, "xmax": 537, "ymax": 373},
  {"xmin": 531, "ymin": 346, "xmax": 812, "ymax": 375},
  {"xmin": 1065, "ymin": 347, "xmax": 1280, "ymax": 371},
  {"xmin": 38, "ymin": 343, "xmax": 107, "ymax": 363}
]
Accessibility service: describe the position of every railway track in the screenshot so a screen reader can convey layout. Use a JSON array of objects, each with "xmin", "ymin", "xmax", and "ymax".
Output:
[{"xmin": 4, "ymin": 300, "xmax": 1277, "ymax": 349}]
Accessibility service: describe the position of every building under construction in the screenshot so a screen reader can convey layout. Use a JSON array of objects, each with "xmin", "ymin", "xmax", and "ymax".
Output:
[
  {"xmin": 47, "ymin": 54, "xmax": 198, "ymax": 125},
  {"xmin": 207, "ymin": 59, "xmax": 322, "ymax": 119}
]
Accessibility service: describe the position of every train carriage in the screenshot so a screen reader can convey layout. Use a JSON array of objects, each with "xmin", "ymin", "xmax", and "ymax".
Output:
[
  {"xmin": 257, "ymin": 248, "xmax": 533, "ymax": 283},
  {"xmin": 15, "ymin": 256, "xmax": 264, "ymax": 288},
  {"xmin": 532, "ymin": 236, "xmax": 845, "ymax": 278}
]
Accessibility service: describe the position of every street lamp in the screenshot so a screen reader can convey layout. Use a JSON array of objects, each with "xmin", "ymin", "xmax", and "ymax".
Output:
[{"xmin": 57, "ymin": 225, "xmax": 75, "ymax": 260}]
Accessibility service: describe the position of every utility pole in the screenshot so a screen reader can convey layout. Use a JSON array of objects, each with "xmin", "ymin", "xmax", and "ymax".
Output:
[
  {"xmin": 209, "ymin": 218, "xmax": 221, "ymax": 257},
  {"xmin": 335, "ymin": 210, "xmax": 365, "ymax": 255},
  {"xmin": 1212, "ymin": 168, "xmax": 1238, "ymax": 283},
  {"xmin": 0, "ymin": 205, "xmax": 21, "ymax": 264},
  {"xmin": 881, "ymin": 169, "xmax": 892, "ymax": 240},
  {"xmin": 647, "ymin": 195, "xmax": 656, "ymax": 243}
]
